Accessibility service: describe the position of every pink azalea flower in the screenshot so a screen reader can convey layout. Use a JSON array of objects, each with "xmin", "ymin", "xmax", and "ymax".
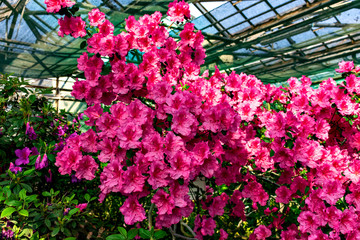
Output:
[
  {"xmin": 148, "ymin": 161, "xmax": 169, "ymax": 189},
  {"xmin": 335, "ymin": 61, "xmax": 354, "ymax": 73},
  {"xmin": 96, "ymin": 112, "xmax": 119, "ymax": 139},
  {"xmin": 88, "ymin": 8, "xmax": 105, "ymax": 27},
  {"xmin": 75, "ymin": 155, "xmax": 98, "ymax": 180},
  {"xmin": 168, "ymin": 151, "xmax": 191, "ymax": 180},
  {"xmin": 99, "ymin": 160, "xmax": 124, "ymax": 202},
  {"xmin": 339, "ymin": 208, "xmax": 358, "ymax": 234},
  {"xmin": 280, "ymin": 226, "xmax": 299, "ymax": 240},
  {"xmin": 151, "ymin": 189, "xmax": 175, "ymax": 215},
  {"xmin": 84, "ymin": 103, "xmax": 103, "ymax": 126},
  {"xmin": 169, "ymin": 182, "xmax": 190, "ymax": 208},
  {"xmin": 275, "ymin": 186, "xmax": 292, "ymax": 204},
  {"xmin": 55, "ymin": 148, "xmax": 82, "ymax": 175},
  {"xmin": 117, "ymin": 122, "xmax": 142, "ymax": 150},
  {"xmin": 298, "ymin": 211, "xmax": 320, "ymax": 233},
  {"xmin": 346, "ymin": 183, "xmax": 360, "ymax": 208},
  {"xmin": 242, "ymin": 181, "xmax": 269, "ymax": 206},
  {"xmin": 324, "ymin": 206, "xmax": 341, "ymax": 230},
  {"xmin": 220, "ymin": 229, "xmax": 228, "ymax": 240},
  {"xmin": 75, "ymin": 203, "xmax": 88, "ymax": 211},
  {"xmin": 72, "ymin": 80, "xmax": 89, "ymax": 100},
  {"xmin": 80, "ymin": 129, "xmax": 98, "ymax": 153},
  {"xmin": 119, "ymin": 196, "xmax": 146, "ymax": 225},
  {"xmin": 207, "ymin": 193, "xmax": 229, "ymax": 217},
  {"xmin": 44, "ymin": 0, "xmax": 75, "ymax": 13},
  {"xmin": 344, "ymin": 160, "xmax": 360, "ymax": 184},
  {"xmin": 122, "ymin": 166, "xmax": 146, "ymax": 194},
  {"xmin": 253, "ymin": 225, "xmax": 272, "ymax": 239},
  {"xmin": 167, "ymin": 0, "xmax": 190, "ymax": 22},
  {"xmin": 172, "ymin": 108, "xmax": 197, "ymax": 137},
  {"xmin": 200, "ymin": 216, "xmax": 216, "ymax": 236},
  {"xmin": 58, "ymin": 16, "xmax": 86, "ymax": 38},
  {"xmin": 308, "ymin": 230, "xmax": 330, "ymax": 240},
  {"xmin": 320, "ymin": 180, "xmax": 345, "ymax": 205}
]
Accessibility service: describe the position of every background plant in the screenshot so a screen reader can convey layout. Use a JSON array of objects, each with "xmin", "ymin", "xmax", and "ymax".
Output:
[{"xmin": 10, "ymin": 0, "xmax": 360, "ymax": 239}]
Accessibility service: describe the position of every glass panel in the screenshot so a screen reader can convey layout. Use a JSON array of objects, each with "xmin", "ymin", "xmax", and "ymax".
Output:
[
  {"xmin": 192, "ymin": 15, "xmax": 211, "ymax": 30},
  {"xmin": 243, "ymin": 2, "xmax": 270, "ymax": 19}
]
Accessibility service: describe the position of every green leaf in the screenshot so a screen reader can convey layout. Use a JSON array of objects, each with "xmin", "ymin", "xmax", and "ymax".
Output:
[
  {"xmin": 18, "ymin": 209, "xmax": 29, "ymax": 217},
  {"xmin": 154, "ymin": 230, "xmax": 167, "ymax": 239},
  {"xmin": 270, "ymin": 149, "xmax": 275, "ymax": 157},
  {"xmin": 80, "ymin": 41, "xmax": 87, "ymax": 49},
  {"xmin": 64, "ymin": 238, "xmax": 76, "ymax": 240},
  {"xmin": 29, "ymin": 95, "xmax": 36, "ymax": 103},
  {"xmin": 139, "ymin": 229, "xmax": 151, "ymax": 239},
  {"xmin": 51, "ymin": 227, "xmax": 60, "ymax": 237},
  {"xmin": 0, "ymin": 180, "xmax": 11, "ymax": 185},
  {"xmin": 19, "ymin": 189, "xmax": 27, "ymax": 200},
  {"xmin": 30, "ymin": 231, "xmax": 39, "ymax": 240},
  {"xmin": 5, "ymin": 200, "xmax": 22, "ymax": 207},
  {"xmin": 68, "ymin": 208, "xmax": 79, "ymax": 216},
  {"xmin": 118, "ymin": 227, "xmax": 127, "ymax": 237},
  {"xmin": 47, "ymin": 154, "xmax": 55, "ymax": 162},
  {"xmin": 45, "ymin": 218, "xmax": 51, "ymax": 228},
  {"xmin": 42, "ymin": 191, "xmax": 51, "ymax": 197},
  {"xmin": 106, "ymin": 234, "xmax": 126, "ymax": 240},
  {"xmin": 24, "ymin": 168, "xmax": 35, "ymax": 176},
  {"xmin": 84, "ymin": 193, "xmax": 90, "ymax": 202},
  {"xmin": 20, "ymin": 183, "xmax": 32, "ymax": 192},
  {"xmin": 1, "ymin": 207, "xmax": 16, "ymax": 218},
  {"xmin": 3, "ymin": 187, "xmax": 11, "ymax": 197},
  {"xmin": 127, "ymin": 229, "xmax": 138, "ymax": 239}
]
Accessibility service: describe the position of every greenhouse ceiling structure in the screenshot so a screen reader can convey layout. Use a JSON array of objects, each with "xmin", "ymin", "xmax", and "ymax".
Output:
[{"xmin": 1, "ymin": 0, "xmax": 360, "ymax": 86}]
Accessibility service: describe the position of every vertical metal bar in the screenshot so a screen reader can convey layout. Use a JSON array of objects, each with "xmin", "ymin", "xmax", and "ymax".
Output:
[{"xmin": 55, "ymin": 77, "xmax": 59, "ymax": 113}]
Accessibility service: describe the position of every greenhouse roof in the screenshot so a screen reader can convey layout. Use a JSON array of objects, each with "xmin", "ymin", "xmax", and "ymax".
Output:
[{"xmin": 1, "ymin": 0, "xmax": 360, "ymax": 85}]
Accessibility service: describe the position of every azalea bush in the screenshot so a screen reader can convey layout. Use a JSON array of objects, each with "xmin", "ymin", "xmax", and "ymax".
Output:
[
  {"xmin": 0, "ymin": 74, "xmax": 102, "ymax": 239},
  {"xmin": 41, "ymin": 0, "xmax": 360, "ymax": 239},
  {"xmin": 0, "ymin": 73, "xmax": 80, "ymax": 172}
]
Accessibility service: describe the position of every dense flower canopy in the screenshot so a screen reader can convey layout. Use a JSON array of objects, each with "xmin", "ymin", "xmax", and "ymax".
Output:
[{"xmin": 39, "ymin": 0, "xmax": 360, "ymax": 239}]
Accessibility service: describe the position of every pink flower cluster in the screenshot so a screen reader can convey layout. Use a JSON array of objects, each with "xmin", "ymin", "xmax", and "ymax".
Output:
[
  {"xmin": 167, "ymin": 0, "xmax": 191, "ymax": 22},
  {"xmin": 49, "ymin": 0, "xmax": 360, "ymax": 238},
  {"xmin": 44, "ymin": 0, "xmax": 75, "ymax": 13},
  {"xmin": 58, "ymin": 16, "xmax": 86, "ymax": 38}
]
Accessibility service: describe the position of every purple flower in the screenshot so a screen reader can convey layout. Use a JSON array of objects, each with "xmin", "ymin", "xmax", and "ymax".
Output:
[
  {"xmin": 2, "ymin": 229, "xmax": 14, "ymax": 238},
  {"xmin": 15, "ymin": 147, "xmax": 31, "ymax": 165},
  {"xmin": 35, "ymin": 154, "xmax": 48, "ymax": 170},
  {"xmin": 30, "ymin": 146, "xmax": 39, "ymax": 156},
  {"xmin": 64, "ymin": 208, "xmax": 70, "ymax": 216},
  {"xmin": 78, "ymin": 113, "xmax": 84, "ymax": 120},
  {"xmin": 9, "ymin": 162, "xmax": 22, "ymax": 174},
  {"xmin": 71, "ymin": 174, "xmax": 81, "ymax": 183},
  {"xmin": 45, "ymin": 169, "xmax": 52, "ymax": 183},
  {"xmin": 25, "ymin": 122, "xmax": 37, "ymax": 140},
  {"xmin": 54, "ymin": 141, "xmax": 65, "ymax": 152},
  {"xmin": 57, "ymin": 126, "xmax": 65, "ymax": 136}
]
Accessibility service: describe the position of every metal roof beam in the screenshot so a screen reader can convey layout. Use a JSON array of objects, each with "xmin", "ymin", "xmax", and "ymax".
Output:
[
  {"xmin": 245, "ymin": 41, "xmax": 360, "ymax": 77},
  {"xmin": 205, "ymin": 0, "xmax": 344, "ymax": 55},
  {"xmin": 205, "ymin": 0, "xmax": 359, "ymax": 64}
]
